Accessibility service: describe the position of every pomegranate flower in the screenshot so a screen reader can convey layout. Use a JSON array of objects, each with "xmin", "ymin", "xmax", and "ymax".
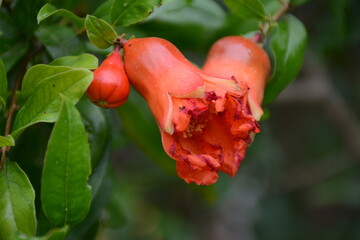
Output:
[
  {"xmin": 203, "ymin": 36, "xmax": 271, "ymax": 120},
  {"xmin": 123, "ymin": 37, "xmax": 260, "ymax": 185}
]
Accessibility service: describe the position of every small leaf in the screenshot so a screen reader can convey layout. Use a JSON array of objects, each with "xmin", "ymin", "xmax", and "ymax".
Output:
[
  {"xmin": 224, "ymin": 0, "xmax": 266, "ymax": 19},
  {"xmin": 35, "ymin": 25, "xmax": 85, "ymax": 59},
  {"xmin": 41, "ymin": 97, "xmax": 92, "ymax": 227},
  {"xmin": 0, "ymin": 60, "xmax": 7, "ymax": 111},
  {"xmin": 37, "ymin": 4, "xmax": 85, "ymax": 29},
  {"xmin": 111, "ymin": 0, "xmax": 162, "ymax": 26},
  {"xmin": 0, "ymin": 161, "xmax": 36, "ymax": 239},
  {"xmin": 263, "ymin": 14, "xmax": 307, "ymax": 103},
  {"xmin": 12, "ymin": 68, "xmax": 93, "ymax": 138},
  {"xmin": 0, "ymin": 135, "xmax": 15, "ymax": 147},
  {"xmin": 49, "ymin": 54, "xmax": 98, "ymax": 69},
  {"xmin": 85, "ymin": 15, "xmax": 117, "ymax": 49}
]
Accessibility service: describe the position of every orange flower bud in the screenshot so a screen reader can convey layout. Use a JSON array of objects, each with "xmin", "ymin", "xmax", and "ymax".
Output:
[{"xmin": 86, "ymin": 48, "xmax": 130, "ymax": 108}]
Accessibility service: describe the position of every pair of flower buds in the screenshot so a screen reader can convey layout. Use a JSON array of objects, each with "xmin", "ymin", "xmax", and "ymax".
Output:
[{"xmin": 86, "ymin": 36, "xmax": 271, "ymax": 185}]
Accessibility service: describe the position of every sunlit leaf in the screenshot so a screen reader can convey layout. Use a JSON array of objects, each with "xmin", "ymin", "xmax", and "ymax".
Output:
[
  {"xmin": 111, "ymin": 0, "xmax": 162, "ymax": 26},
  {"xmin": 49, "ymin": 54, "xmax": 98, "ymax": 69},
  {"xmin": 0, "ymin": 135, "xmax": 15, "ymax": 147},
  {"xmin": 21, "ymin": 65, "xmax": 73, "ymax": 98},
  {"xmin": 12, "ymin": 68, "xmax": 92, "ymax": 138},
  {"xmin": 0, "ymin": 161, "xmax": 36, "ymax": 239},
  {"xmin": 224, "ymin": 0, "xmax": 266, "ymax": 19},
  {"xmin": 263, "ymin": 14, "xmax": 307, "ymax": 104},
  {"xmin": 10, "ymin": 225, "xmax": 69, "ymax": 240},
  {"xmin": 85, "ymin": 15, "xmax": 117, "ymax": 49},
  {"xmin": 41, "ymin": 97, "xmax": 92, "ymax": 227},
  {"xmin": 37, "ymin": 4, "xmax": 85, "ymax": 29}
]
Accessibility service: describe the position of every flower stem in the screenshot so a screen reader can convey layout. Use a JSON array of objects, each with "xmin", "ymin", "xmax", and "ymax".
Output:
[{"xmin": 0, "ymin": 42, "xmax": 43, "ymax": 171}]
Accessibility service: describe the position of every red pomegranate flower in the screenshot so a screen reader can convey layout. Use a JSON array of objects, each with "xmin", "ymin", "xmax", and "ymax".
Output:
[
  {"xmin": 123, "ymin": 37, "xmax": 260, "ymax": 185},
  {"xmin": 203, "ymin": 36, "xmax": 271, "ymax": 120}
]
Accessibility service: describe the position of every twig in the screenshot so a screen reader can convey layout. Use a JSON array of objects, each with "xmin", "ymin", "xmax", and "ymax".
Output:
[
  {"xmin": 0, "ymin": 42, "xmax": 43, "ymax": 170},
  {"xmin": 254, "ymin": 0, "xmax": 291, "ymax": 44}
]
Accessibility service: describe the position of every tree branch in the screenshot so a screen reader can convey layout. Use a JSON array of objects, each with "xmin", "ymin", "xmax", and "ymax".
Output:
[{"xmin": 0, "ymin": 42, "xmax": 43, "ymax": 170}]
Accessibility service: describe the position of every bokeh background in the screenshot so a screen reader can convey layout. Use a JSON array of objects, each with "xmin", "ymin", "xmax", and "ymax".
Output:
[
  {"xmin": 110, "ymin": 1, "xmax": 360, "ymax": 239},
  {"xmin": 2, "ymin": 0, "xmax": 360, "ymax": 239}
]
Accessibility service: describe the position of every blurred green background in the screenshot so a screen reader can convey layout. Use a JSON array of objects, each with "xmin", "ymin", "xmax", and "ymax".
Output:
[{"xmin": 1, "ymin": 0, "xmax": 360, "ymax": 239}]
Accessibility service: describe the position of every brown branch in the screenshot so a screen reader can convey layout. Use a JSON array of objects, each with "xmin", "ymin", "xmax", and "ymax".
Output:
[
  {"xmin": 0, "ymin": 42, "xmax": 43, "ymax": 171},
  {"xmin": 273, "ymin": 1, "xmax": 291, "ymax": 22}
]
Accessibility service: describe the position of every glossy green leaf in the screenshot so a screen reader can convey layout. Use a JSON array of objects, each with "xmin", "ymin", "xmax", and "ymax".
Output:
[
  {"xmin": 12, "ymin": 68, "xmax": 93, "ymax": 138},
  {"xmin": 41, "ymin": 97, "xmax": 92, "ymax": 227},
  {"xmin": 77, "ymin": 97, "xmax": 108, "ymax": 167},
  {"xmin": 21, "ymin": 65, "xmax": 74, "ymax": 98},
  {"xmin": 93, "ymin": 0, "xmax": 112, "ymax": 22},
  {"xmin": 264, "ymin": 14, "xmax": 307, "ymax": 103},
  {"xmin": 0, "ymin": 135, "xmax": 15, "ymax": 147},
  {"xmin": 49, "ymin": 54, "xmax": 98, "ymax": 69},
  {"xmin": 224, "ymin": 0, "xmax": 266, "ymax": 19},
  {"xmin": 35, "ymin": 25, "xmax": 84, "ymax": 59},
  {"xmin": 111, "ymin": 0, "xmax": 162, "ymax": 26},
  {"xmin": 0, "ymin": 161, "xmax": 36, "ymax": 239},
  {"xmin": 10, "ymin": 226, "xmax": 69, "ymax": 240},
  {"xmin": 0, "ymin": 60, "xmax": 7, "ymax": 111},
  {"xmin": 85, "ymin": 15, "xmax": 117, "ymax": 49},
  {"xmin": 37, "ymin": 4, "xmax": 85, "ymax": 29}
]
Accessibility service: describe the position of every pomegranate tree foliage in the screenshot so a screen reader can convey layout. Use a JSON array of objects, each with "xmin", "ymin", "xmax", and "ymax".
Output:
[{"xmin": 0, "ymin": 0, "xmax": 308, "ymax": 239}]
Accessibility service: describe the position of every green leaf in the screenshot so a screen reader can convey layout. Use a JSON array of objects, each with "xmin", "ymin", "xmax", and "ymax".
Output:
[
  {"xmin": 12, "ymin": 68, "xmax": 93, "ymax": 138},
  {"xmin": 224, "ymin": 0, "xmax": 266, "ymax": 19},
  {"xmin": 77, "ymin": 97, "xmax": 108, "ymax": 167},
  {"xmin": 37, "ymin": 4, "xmax": 85, "ymax": 29},
  {"xmin": 85, "ymin": 15, "xmax": 117, "ymax": 49},
  {"xmin": 0, "ymin": 60, "xmax": 7, "ymax": 111},
  {"xmin": 0, "ymin": 161, "xmax": 36, "ymax": 239},
  {"xmin": 93, "ymin": 0, "xmax": 112, "ymax": 22},
  {"xmin": 35, "ymin": 25, "xmax": 85, "ymax": 59},
  {"xmin": 0, "ymin": 135, "xmax": 15, "ymax": 147},
  {"xmin": 0, "ymin": 41, "xmax": 29, "ymax": 72},
  {"xmin": 49, "ymin": 54, "xmax": 98, "ymax": 69},
  {"xmin": 111, "ymin": 0, "xmax": 162, "ymax": 26},
  {"xmin": 41, "ymin": 97, "xmax": 92, "ymax": 227},
  {"xmin": 264, "ymin": 14, "xmax": 307, "ymax": 103},
  {"xmin": 21, "ymin": 65, "xmax": 74, "ymax": 98},
  {"xmin": 10, "ymin": 226, "xmax": 69, "ymax": 240}
]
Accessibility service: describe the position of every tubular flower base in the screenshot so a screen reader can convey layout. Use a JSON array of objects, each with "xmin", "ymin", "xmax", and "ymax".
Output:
[
  {"xmin": 123, "ymin": 37, "xmax": 260, "ymax": 185},
  {"xmin": 203, "ymin": 36, "xmax": 271, "ymax": 120}
]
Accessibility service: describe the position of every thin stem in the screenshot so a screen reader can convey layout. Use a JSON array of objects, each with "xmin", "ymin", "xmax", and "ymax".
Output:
[
  {"xmin": 254, "ymin": 0, "xmax": 291, "ymax": 43},
  {"xmin": 0, "ymin": 42, "xmax": 43, "ymax": 170}
]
